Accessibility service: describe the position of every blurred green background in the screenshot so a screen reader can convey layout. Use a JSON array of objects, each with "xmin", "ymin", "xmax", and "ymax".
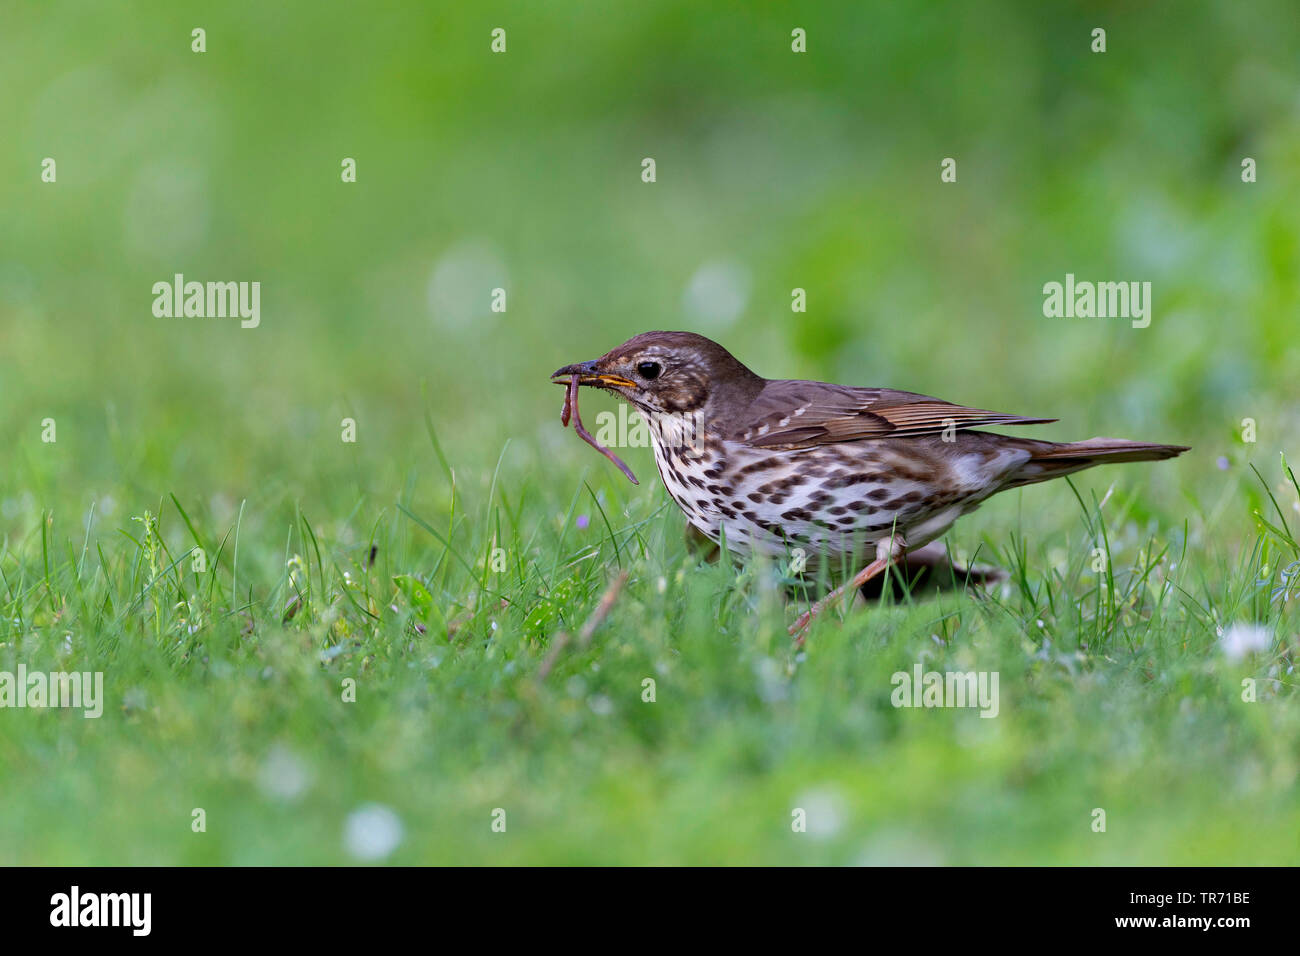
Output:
[
  {"xmin": 1, "ymin": 1, "xmax": 1298, "ymax": 864},
  {"xmin": 4, "ymin": 0, "xmax": 1298, "ymax": 501}
]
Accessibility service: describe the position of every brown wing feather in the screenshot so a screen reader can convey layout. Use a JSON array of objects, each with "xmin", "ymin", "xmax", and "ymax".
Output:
[{"xmin": 731, "ymin": 380, "xmax": 1056, "ymax": 449}]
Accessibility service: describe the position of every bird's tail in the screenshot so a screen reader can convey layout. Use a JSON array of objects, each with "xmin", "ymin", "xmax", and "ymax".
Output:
[{"xmin": 1004, "ymin": 437, "xmax": 1189, "ymax": 488}]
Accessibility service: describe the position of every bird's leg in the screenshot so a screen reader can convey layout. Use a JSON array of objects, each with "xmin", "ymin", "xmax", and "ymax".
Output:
[{"xmin": 789, "ymin": 535, "xmax": 906, "ymax": 640}]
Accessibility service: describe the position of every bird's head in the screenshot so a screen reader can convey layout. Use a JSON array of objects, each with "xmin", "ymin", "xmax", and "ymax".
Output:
[{"xmin": 550, "ymin": 330, "xmax": 763, "ymax": 419}]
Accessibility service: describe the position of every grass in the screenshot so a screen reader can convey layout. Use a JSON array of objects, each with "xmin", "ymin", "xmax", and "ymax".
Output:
[
  {"xmin": 1, "ymin": 422, "xmax": 1297, "ymax": 864},
  {"xmin": 2, "ymin": 0, "xmax": 1299, "ymax": 864}
]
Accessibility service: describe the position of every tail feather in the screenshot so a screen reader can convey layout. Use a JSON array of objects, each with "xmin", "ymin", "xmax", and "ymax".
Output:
[{"xmin": 1005, "ymin": 437, "xmax": 1189, "ymax": 488}]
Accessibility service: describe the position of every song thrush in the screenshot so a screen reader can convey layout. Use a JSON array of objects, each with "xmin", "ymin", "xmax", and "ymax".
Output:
[{"xmin": 552, "ymin": 331, "xmax": 1188, "ymax": 635}]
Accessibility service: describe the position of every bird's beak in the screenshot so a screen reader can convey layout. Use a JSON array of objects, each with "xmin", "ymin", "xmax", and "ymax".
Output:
[{"xmin": 550, "ymin": 361, "xmax": 636, "ymax": 389}]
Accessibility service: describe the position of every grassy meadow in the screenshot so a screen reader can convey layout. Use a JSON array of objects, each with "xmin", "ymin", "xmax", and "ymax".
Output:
[{"xmin": 1, "ymin": 1, "xmax": 1298, "ymax": 864}]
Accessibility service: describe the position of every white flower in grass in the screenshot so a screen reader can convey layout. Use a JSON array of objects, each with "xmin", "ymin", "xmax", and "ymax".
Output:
[
  {"xmin": 343, "ymin": 804, "xmax": 404, "ymax": 861},
  {"xmin": 793, "ymin": 787, "xmax": 847, "ymax": 839},
  {"xmin": 257, "ymin": 744, "xmax": 312, "ymax": 801},
  {"xmin": 1219, "ymin": 623, "xmax": 1271, "ymax": 661},
  {"xmin": 855, "ymin": 829, "xmax": 945, "ymax": 866}
]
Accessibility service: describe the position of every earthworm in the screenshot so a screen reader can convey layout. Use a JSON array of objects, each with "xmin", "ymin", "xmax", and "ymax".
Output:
[{"xmin": 561, "ymin": 374, "xmax": 638, "ymax": 484}]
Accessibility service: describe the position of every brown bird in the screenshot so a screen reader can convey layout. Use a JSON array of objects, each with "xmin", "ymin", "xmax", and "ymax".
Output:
[{"xmin": 552, "ymin": 331, "xmax": 1188, "ymax": 635}]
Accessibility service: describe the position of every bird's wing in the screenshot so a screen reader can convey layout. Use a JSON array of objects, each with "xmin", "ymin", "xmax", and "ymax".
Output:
[{"xmin": 729, "ymin": 380, "xmax": 1056, "ymax": 449}]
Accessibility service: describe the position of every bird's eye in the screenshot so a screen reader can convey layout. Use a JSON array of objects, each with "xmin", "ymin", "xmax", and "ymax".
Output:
[{"xmin": 637, "ymin": 361, "xmax": 661, "ymax": 381}]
